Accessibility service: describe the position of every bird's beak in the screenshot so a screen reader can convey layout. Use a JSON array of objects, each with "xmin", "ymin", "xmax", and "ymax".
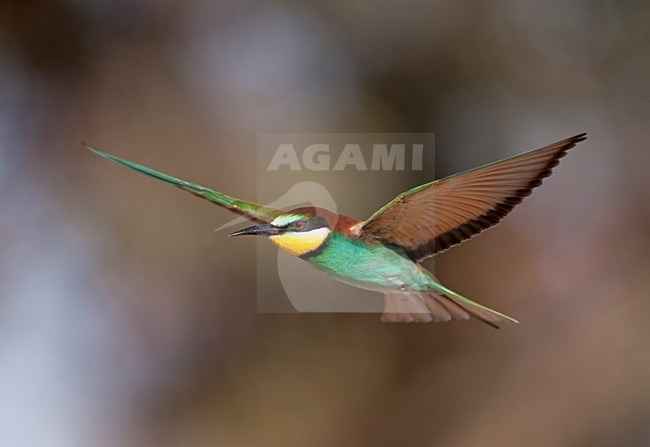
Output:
[{"xmin": 228, "ymin": 224, "xmax": 281, "ymax": 237}]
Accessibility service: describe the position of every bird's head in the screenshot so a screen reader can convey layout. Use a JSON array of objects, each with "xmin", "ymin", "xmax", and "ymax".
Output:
[{"xmin": 228, "ymin": 207, "xmax": 334, "ymax": 257}]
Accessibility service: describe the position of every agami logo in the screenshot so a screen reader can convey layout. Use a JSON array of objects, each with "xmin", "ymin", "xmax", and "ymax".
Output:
[{"xmin": 267, "ymin": 143, "xmax": 425, "ymax": 171}]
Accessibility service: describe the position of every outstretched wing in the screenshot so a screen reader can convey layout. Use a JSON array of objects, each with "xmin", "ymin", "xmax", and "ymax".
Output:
[
  {"xmin": 86, "ymin": 145, "xmax": 285, "ymax": 224},
  {"xmin": 359, "ymin": 134, "xmax": 587, "ymax": 261}
]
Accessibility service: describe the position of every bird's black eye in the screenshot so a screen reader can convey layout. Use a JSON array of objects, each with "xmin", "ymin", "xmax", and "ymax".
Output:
[{"xmin": 294, "ymin": 220, "xmax": 306, "ymax": 230}]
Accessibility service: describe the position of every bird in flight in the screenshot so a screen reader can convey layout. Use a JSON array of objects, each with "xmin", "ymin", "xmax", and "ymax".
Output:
[{"xmin": 87, "ymin": 133, "xmax": 586, "ymax": 328}]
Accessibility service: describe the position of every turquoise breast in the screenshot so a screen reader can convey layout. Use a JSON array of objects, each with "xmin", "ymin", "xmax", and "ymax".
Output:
[{"xmin": 306, "ymin": 232, "xmax": 431, "ymax": 291}]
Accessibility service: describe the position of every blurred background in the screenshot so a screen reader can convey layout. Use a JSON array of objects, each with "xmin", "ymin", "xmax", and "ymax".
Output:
[{"xmin": 1, "ymin": 1, "xmax": 649, "ymax": 446}]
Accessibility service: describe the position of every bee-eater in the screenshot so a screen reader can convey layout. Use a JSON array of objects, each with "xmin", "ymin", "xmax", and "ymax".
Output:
[{"xmin": 87, "ymin": 133, "xmax": 586, "ymax": 327}]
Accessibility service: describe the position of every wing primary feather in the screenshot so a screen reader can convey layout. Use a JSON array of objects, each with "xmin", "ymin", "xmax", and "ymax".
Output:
[
  {"xmin": 85, "ymin": 144, "xmax": 284, "ymax": 223},
  {"xmin": 359, "ymin": 133, "xmax": 587, "ymax": 261}
]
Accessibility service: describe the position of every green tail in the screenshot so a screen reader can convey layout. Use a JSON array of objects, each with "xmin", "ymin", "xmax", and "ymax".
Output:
[{"xmin": 433, "ymin": 282, "xmax": 518, "ymax": 328}]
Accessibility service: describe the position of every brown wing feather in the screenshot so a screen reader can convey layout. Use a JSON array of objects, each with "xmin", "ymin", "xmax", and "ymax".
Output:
[{"xmin": 360, "ymin": 134, "xmax": 587, "ymax": 261}]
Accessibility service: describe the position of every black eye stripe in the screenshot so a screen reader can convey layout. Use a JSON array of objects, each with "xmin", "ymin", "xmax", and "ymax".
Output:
[{"xmin": 285, "ymin": 216, "xmax": 326, "ymax": 232}]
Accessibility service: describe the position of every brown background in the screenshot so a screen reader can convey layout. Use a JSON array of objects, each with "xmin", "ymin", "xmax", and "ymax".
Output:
[{"xmin": 1, "ymin": 1, "xmax": 649, "ymax": 446}]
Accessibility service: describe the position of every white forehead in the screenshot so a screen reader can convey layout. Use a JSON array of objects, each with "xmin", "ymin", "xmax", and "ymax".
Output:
[{"xmin": 271, "ymin": 214, "xmax": 305, "ymax": 227}]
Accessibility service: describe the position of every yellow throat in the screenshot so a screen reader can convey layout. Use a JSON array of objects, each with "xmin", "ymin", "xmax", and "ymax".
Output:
[{"xmin": 269, "ymin": 227, "xmax": 330, "ymax": 257}]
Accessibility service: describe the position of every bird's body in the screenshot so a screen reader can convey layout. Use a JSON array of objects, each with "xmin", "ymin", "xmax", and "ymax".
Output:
[
  {"xmin": 309, "ymin": 230, "xmax": 428, "ymax": 292},
  {"xmin": 87, "ymin": 133, "xmax": 587, "ymax": 327},
  {"xmin": 294, "ymin": 218, "xmax": 430, "ymax": 292}
]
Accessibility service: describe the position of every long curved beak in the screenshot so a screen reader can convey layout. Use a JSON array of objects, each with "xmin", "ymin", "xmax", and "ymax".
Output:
[{"xmin": 228, "ymin": 224, "xmax": 281, "ymax": 237}]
